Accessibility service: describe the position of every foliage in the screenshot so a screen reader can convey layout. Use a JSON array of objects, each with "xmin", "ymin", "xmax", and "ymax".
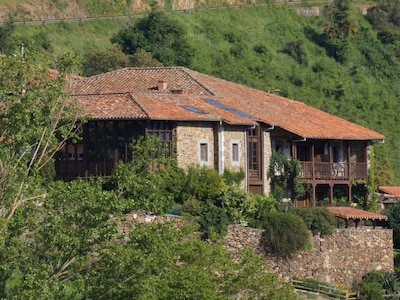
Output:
[
  {"xmin": 268, "ymin": 151, "xmax": 302, "ymax": 201},
  {"xmin": 385, "ymin": 202, "xmax": 400, "ymax": 248},
  {"xmin": 0, "ymin": 50, "xmax": 81, "ymax": 220},
  {"xmin": 217, "ymin": 183, "xmax": 255, "ymax": 225},
  {"xmin": 1, "ymin": 187, "xmax": 299, "ymax": 299},
  {"xmin": 375, "ymin": 157, "xmax": 394, "ymax": 187},
  {"xmin": 178, "ymin": 164, "xmax": 226, "ymax": 204},
  {"xmin": 111, "ymin": 9, "xmax": 193, "ymax": 66},
  {"xmin": 0, "ymin": 179, "xmax": 121, "ymax": 299},
  {"xmin": 82, "ymin": 45, "xmax": 131, "ymax": 76},
  {"xmin": 198, "ymin": 200, "xmax": 229, "ymax": 240},
  {"xmin": 294, "ymin": 207, "xmax": 336, "ymax": 235},
  {"xmin": 0, "ymin": 19, "xmax": 16, "ymax": 55},
  {"xmin": 222, "ymin": 167, "xmax": 245, "ymax": 185},
  {"xmin": 321, "ymin": 0, "xmax": 358, "ymax": 40},
  {"xmin": 107, "ymin": 136, "xmax": 185, "ymax": 214},
  {"xmin": 130, "ymin": 48, "xmax": 163, "ymax": 67},
  {"xmin": 365, "ymin": 0, "xmax": 400, "ymax": 30},
  {"xmin": 354, "ymin": 270, "xmax": 400, "ymax": 300},
  {"xmin": 262, "ymin": 211, "xmax": 310, "ymax": 258},
  {"xmin": 247, "ymin": 194, "xmax": 277, "ymax": 228}
]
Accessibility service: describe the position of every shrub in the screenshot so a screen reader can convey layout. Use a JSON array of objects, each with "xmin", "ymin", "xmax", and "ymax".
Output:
[
  {"xmin": 198, "ymin": 200, "xmax": 229, "ymax": 240},
  {"xmin": 222, "ymin": 168, "xmax": 245, "ymax": 185},
  {"xmin": 354, "ymin": 270, "xmax": 399, "ymax": 300},
  {"xmin": 217, "ymin": 183, "xmax": 255, "ymax": 225},
  {"xmin": 294, "ymin": 207, "xmax": 337, "ymax": 235},
  {"xmin": 248, "ymin": 194, "xmax": 277, "ymax": 228},
  {"xmin": 179, "ymin": 165, "xmax": 226, "ymax": 204},
  {"xmin": 262, "ymin": 212, "xmax": 310, "ymax": 258}
]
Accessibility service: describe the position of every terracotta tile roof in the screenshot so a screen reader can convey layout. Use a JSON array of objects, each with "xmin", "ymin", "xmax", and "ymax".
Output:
[
  {"xmin": 379, "ymin": 186, "xmax": 400, "ymax": 196},
  {"xmin": 133, "ymin": 94, "xmax": 257, "ymax": 125},
  {"xmin": 71, "ymin": 93, "xmax": 147, "ymax": 119},
  {"xmin": 327, "ymin": 207, "xmax": 388, "ymax": 220},
  {"xmin": 69, "ymin": 67, "xmax": 384, "ymax": 140}
]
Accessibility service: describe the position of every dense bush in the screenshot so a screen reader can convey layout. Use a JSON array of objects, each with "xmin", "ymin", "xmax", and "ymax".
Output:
[
  {"xmin": 354, "ymin": 270, "xmax": 399, "ymax": 300},
  {"xmin": 178, "ymin": 165, "xmax": 226, "ymax": 204},
  {"xmin": 262, "ymin": 212, "xmax": 310, "ymax": 258},
  {"xmin": 385, "ymin": 202, "xmax": 400, "ymax": 248},
  {"xmin": 106, "ymin": 137, "xmax": 185, "ymax": 214},
  {"xmin": 294, "ymin": 207, "xmax": 337, "ymax": 235}
]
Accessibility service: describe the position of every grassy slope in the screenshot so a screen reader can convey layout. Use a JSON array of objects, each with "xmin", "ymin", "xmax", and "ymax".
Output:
[{"xmin": 13, "ymin": 4, "xmax": 400, "ymax": 183}]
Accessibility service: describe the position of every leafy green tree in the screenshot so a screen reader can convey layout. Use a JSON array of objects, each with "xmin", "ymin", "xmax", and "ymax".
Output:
[
  {"xmin": 375, "ymin": 157, "xmax": 395, "ymax": 187},
  {"xmin": 81, "ymin": 222, "xmax": 299, "ymax": 299},
  {"xmin": 0, "ymin": 179, "xmax": 121, "ymax": 299},
  {"xmin": 268, "ymin": 151, "xmax": 302, "ymax": 202},
  {"xmin": 111, "ymin": 9, "xmax": 193, "ymax": 66},
  {"xmin": 82, "ymin": 45, "xmax": 131, "ymax": 76},
  {"xmin": 0, "ymin": 50, "xmax": 80, "ymax": 220},
  {"xmin": 131, "ymin": 48, "xmax": 163, "ymax": 67},
  {"xmin": 366, "ymin": 0, "xmax": 400, "ymax": 30},
  {"xmin": 322, "ymin": 0, "xmax": 358, "ymax": 40},
  {"xmin": 385, "ymin": 202, "xmax": 400, "ymax": 248},
  {"xmin": 107, "ymin": 136, "xmax": 185, "ymax": 214},
  {"xmin": 0, "ymin": 19, "xmax": 16, "ymax": 54}
]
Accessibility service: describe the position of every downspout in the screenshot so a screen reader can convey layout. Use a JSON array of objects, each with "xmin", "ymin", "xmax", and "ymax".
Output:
[{"xmin": 218, "ymin": 121, "xmax": 224, "ymax": 174}]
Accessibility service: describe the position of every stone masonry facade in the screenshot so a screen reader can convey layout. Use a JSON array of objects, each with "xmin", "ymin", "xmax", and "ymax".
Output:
[
  {"xmin": 176, "ymin": 122, "xmax": 215, "ymax": 169},
  {"xmin": 224, "ymin": 225, "xmax": 394, "ymax": 287}
]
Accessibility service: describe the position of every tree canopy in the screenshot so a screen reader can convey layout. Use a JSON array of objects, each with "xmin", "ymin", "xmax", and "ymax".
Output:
[{"xmin": 111, "ymin": 10, "xmax": 193, "ymax": 67}]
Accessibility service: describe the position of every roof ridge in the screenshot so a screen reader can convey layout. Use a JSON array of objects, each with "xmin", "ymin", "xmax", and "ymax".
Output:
[
  {"xmin": 128, "ymin": 93, "xmax": 149, "ymax": 119},
  {"xmin": 179, "ymin": 67, "xmax": 215, "ymax": 96},
  {"xmin": 71, "ymin": 92, "xmax": 131, "ymax": 96}
]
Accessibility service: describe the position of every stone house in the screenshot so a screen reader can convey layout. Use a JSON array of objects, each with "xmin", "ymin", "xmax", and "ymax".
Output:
[{"xmin": 56, "ymin": 67, "xmax": 384, "ymax": 204}]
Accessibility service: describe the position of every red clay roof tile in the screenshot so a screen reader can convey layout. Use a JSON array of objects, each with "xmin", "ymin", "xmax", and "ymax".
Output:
[
  {"xmin": 379, "ymin": 186, "xmax": 400, "ymax": 196},
  {"xmin": 327, "ymin": 207, "xmax": 387, "ymax": 220}
]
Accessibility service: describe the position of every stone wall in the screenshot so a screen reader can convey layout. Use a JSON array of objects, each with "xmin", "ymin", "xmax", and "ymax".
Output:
[
  {"xmin": 176, "ymin": 122, "xmax": 215, "ymax": 169},
  {"xmin": 225, "ymin": 225, "xmax": 394, "ymax": 287}
]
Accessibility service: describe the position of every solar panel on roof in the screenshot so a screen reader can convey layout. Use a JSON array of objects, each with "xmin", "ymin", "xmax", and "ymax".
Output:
[
  {"xmin": 204, "ymin": 99, "xmax": 257, "ymax": 120},
  {"xmin": 181, "ymin": 105, "xmax": 205, "ymax": 114}
]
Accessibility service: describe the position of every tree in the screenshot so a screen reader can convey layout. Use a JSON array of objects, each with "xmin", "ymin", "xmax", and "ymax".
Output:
[
  {"xmin": 385, "ymin": 202, "xmax": 400, "ymax": 248},
  {"xmin": 0, "ymin": 49, "xmax": 81, "ymax": 220},
  {"xmin": 0, "ymin": 19, "xmax": 16, "ymax": 55},
  {"xmin": 82, "ymin": 45, "xmax": 131, "ymax": 76},
  {"xmin": 111, "ymin": 9, "xmax": 193, "ymax": 67},
  {"xmin": 131, "ymin": 48, "xmax": 163, "ymax": 67},
  {"xmin": 322, "ymin": 0, "xmax": 358, "ymax": 40},
  {"xmin": 0, "ymin": 182, "xmax": 299, "ymax": 299},
  {"xmin": 268, "ymin": 151, "xmax": 304, "ymax": 202},
  {"xmin": 366, "ymin": 0, "xmax": 400, "ymax": 30}
]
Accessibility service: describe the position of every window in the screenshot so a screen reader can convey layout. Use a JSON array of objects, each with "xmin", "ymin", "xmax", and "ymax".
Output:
[
  {"xmin": 231, "ymin": 140, "xmax": 240, "ymax": 166},
  {"xmin": 198, "ymin": 140, "xmax": 209, "ymax": 165}
]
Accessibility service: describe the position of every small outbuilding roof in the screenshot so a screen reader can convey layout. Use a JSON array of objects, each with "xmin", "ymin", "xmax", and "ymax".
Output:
[
  {"xmin": 378, "ymin": 186, "xmax": 400, "ymax": 197},
  {"xmin": 327, "ymin": 207, "xmax": 388, "ymax": 221}
]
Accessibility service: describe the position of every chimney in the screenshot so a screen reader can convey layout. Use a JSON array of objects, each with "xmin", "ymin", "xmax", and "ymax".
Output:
[{"xmin": 158, "ymin": 80, "xmax": 167, "ymax": 92}]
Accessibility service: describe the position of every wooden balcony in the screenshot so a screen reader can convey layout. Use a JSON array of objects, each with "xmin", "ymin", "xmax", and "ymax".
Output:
[{"xmin": 299, "ymin": 162, "xmax": 367, "ymax": 180}]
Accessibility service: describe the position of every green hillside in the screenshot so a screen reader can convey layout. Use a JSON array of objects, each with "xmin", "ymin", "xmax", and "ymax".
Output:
[{"xmin": 9, "ymin": 1, "xmax": 400, "ymax": 184}]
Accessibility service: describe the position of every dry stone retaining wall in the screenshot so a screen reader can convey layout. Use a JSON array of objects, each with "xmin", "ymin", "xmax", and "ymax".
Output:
[{"xmin": 224, "ymin": 225, "xmax": 394, "ymax": 287}]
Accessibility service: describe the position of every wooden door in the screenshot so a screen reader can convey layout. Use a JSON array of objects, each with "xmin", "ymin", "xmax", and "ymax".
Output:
[{"xmin": 247, "ymin": 126, "xmax": 263, "ymax": 194}]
